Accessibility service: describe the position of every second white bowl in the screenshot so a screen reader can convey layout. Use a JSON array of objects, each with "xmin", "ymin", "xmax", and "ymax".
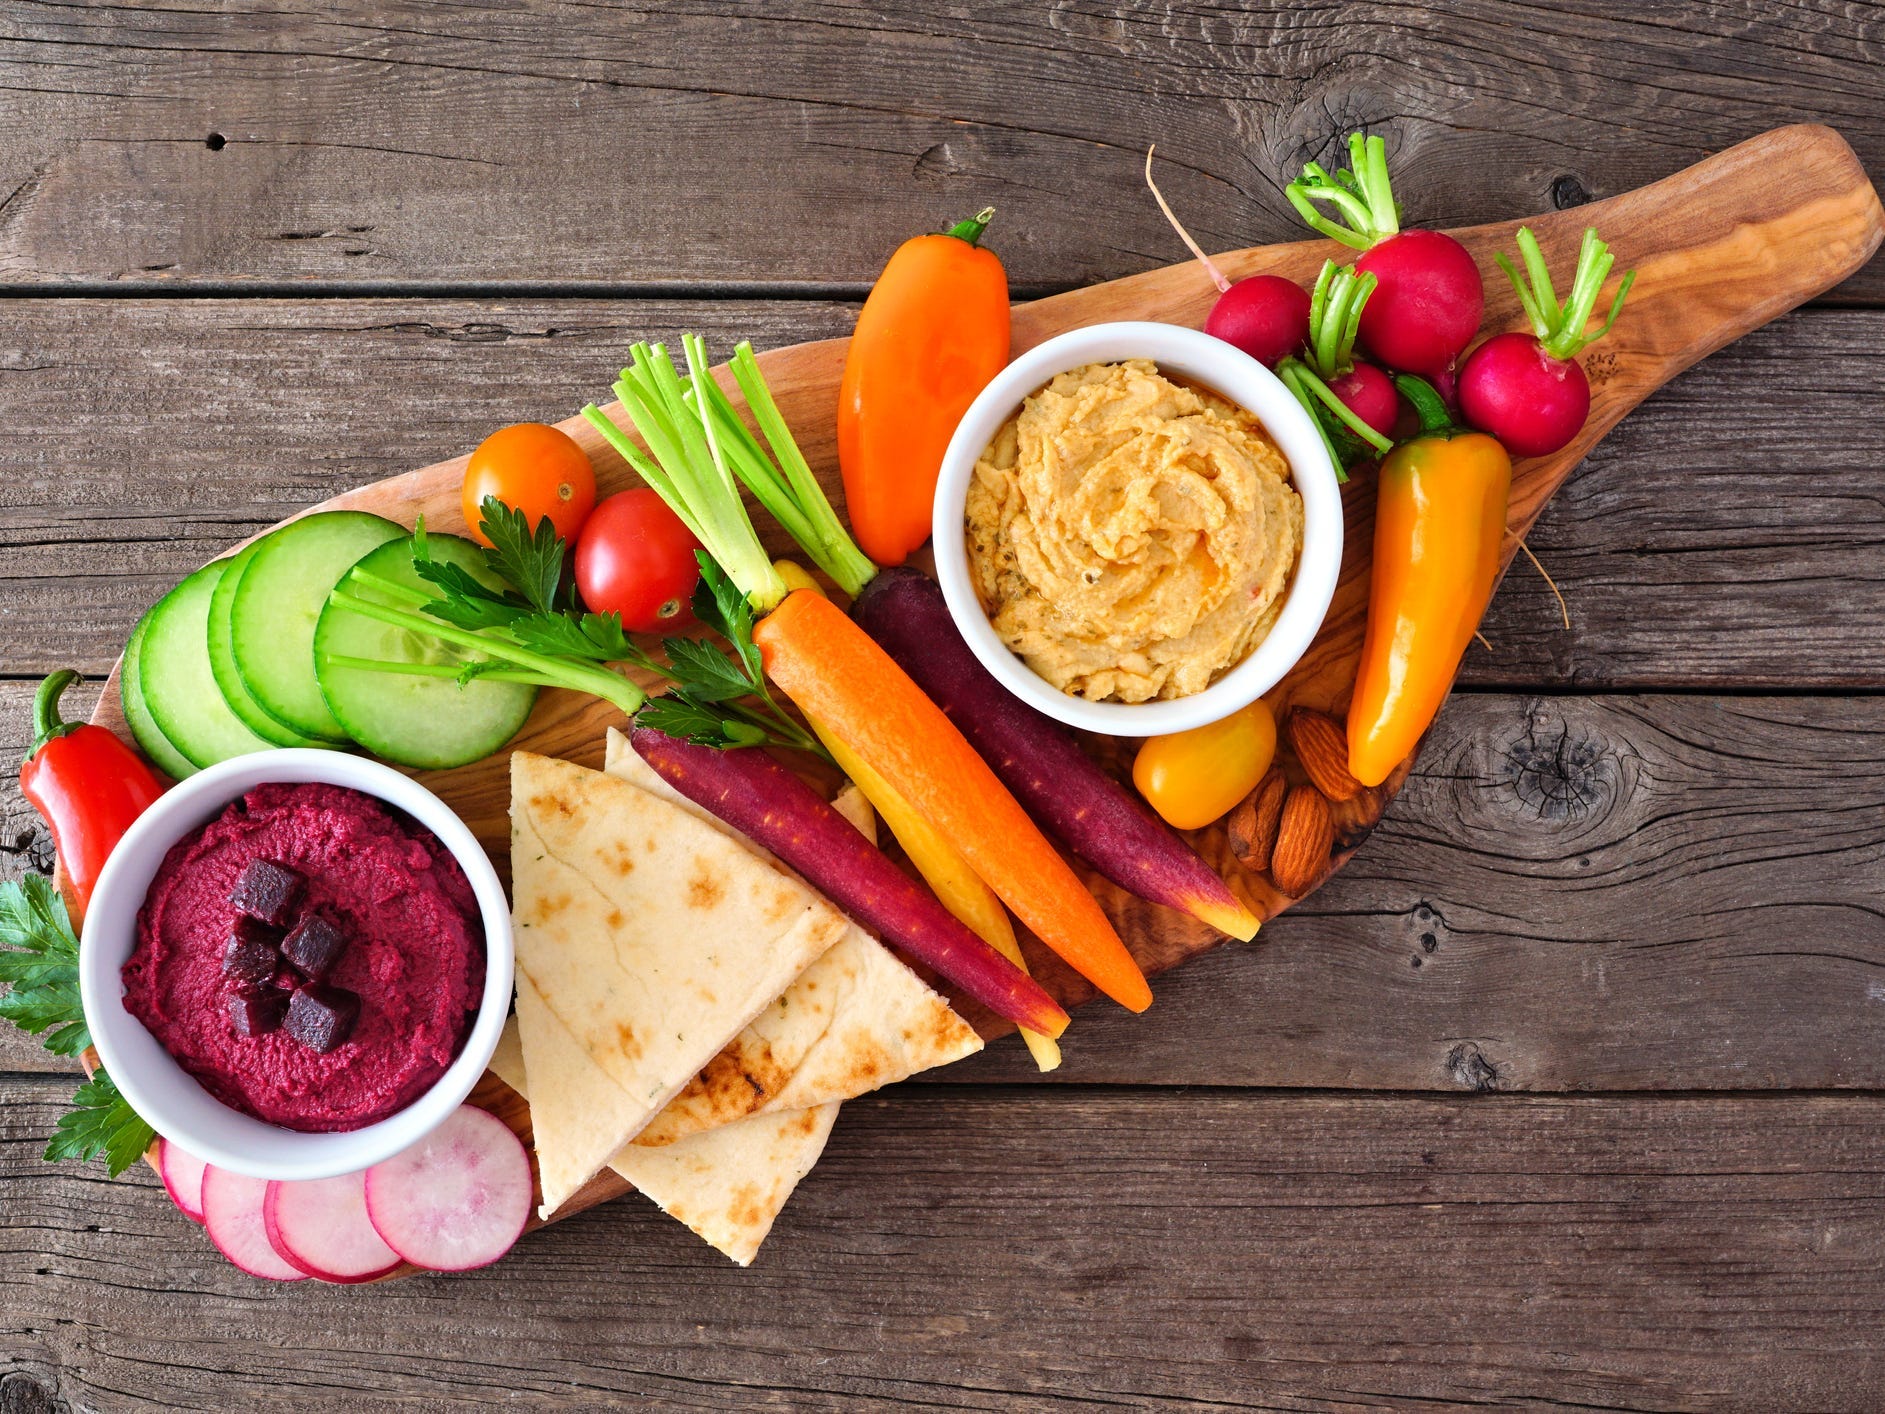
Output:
[
  {"xmin": 931, "ymin": 321, "xmax": 1343, "ymax": 737},
  {"xmin": 79, "ymin": 749, "xmax": 514, "ymax": 1182}
]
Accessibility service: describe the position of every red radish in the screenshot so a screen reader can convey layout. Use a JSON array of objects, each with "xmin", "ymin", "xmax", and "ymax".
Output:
[
  {"xmin": 1274, "ymin": 260, "xmax": 1398, "ymax": 478},
  {"xmin": 1458, "ymin": 225, "xmax": 1636, "ymax": 457},
  {"xmin": 848, "ymin": 569, "xmax": 1261, "ymax": 943},
  {"xmin": 1287, "ymin": 133, "xmax": 1483, "ymax": 379},
  {"xmin": 264, "ymin": 1174, "xmax": 404, "ymax": 1284},
  {"xmin": 158, "ymin": 1138, "xmax": 208, "ymax": 1224},
  {"xmin": 630, "ymin": 723, "xmax": 1074, "ymax": 1034},
  {"xmin": 1146, "ymin": 147, "xmax": 1309, "ymax": 368},
  {"xmin": 200, "ymin": 1166, "xmax": 309, "ymax": 1282},
  {"xmin": 363, "ymin": 1104, "xmax": 531, "ymax": 1272}
]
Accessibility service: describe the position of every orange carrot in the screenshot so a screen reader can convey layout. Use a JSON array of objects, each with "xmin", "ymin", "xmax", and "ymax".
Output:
[{"xmin": 754, "ymin": 589, "xmax": 1152, "ymax": 1012}]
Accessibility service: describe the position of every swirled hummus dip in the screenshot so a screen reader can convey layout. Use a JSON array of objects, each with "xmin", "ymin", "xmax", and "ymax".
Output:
[{"xmin": 965, "ymin": 359, "xmax": 1303, "ymax": 703}]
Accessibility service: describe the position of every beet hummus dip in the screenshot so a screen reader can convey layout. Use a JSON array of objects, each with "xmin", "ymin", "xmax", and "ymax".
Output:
[{"xmin": 122, "ymin": 782, "xmax": 484, "ymax": 1133}]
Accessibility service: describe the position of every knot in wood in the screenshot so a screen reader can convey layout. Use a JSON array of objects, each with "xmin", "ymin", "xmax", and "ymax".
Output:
[
  {"xmin": 1501, "ymin": 705, "xmax": 1617, "ymax": 824},
  {"xmin": 0, "ymin": 1372, "xmax": 64, "ymax": 1414},
  {"xmin": 1445, "ymin": 1042, "xmax": 1502, "ymax": 1092}
]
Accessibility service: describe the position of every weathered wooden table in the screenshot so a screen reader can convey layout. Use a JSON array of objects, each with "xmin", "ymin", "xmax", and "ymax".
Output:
[{"xmin": 3, "ymin": 4, "xmax": 1883, "ymax": 1409}]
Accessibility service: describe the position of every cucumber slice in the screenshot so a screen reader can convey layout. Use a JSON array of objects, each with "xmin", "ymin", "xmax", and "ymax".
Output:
[
  {"xmin": 208, "ymin": 536, "xmax": 331, "ymax": 749},
  {"xmin": 121, "ymin": 607, "xmax": 197, "ymax": 780},
  {"xmin": 140, "ymin": 562, "xmax": 279, "ymax": 770},
  {"xmin": 229, "ymin": 511, "xmax": 404, "ymax": 742},
  {"xmin": 314, "ymin": 534, "xmax": 539, "ymax": 770}
]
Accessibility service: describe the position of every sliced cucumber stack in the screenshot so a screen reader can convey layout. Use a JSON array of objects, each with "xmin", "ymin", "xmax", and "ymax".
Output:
[
  {"xmin": 121, "ymin": 607, "xmax": 197, "ymax": 780},
  {"xmin": 229, "ymin": 512, "xmax": 404, "ymax": 742},
  {"xmin": 139, "ymin": 561, "xmax": 280, "ymax": 771},
  {"xmin": 314, "ymin": 534, "xmax": 539, "ymax": 769},
  {"xmin": 207, "ymin": 536, "xmax": 331, "ymax": 749}
]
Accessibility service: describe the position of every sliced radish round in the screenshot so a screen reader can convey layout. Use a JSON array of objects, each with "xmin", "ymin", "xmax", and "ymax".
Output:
[
  {"xmin": 364, "ymin": 1104, "xmax": 531, "ymax": 1272},
  {"xmin": 263, "ymin": 1174, "xmax": 403, "ymax": 1284},
  {"xmin": 200, "ymin": 1167, "xmax": 309, "ymax": 1282},
  {"xmin": 158, "ymin": 1138, "xmax": 209, "ymax": 1224}
]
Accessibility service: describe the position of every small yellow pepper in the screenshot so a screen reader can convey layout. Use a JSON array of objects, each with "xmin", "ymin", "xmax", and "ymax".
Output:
[
  {"xmin": 1133, "ymin": 700, "xmax": 1277, "ymax": 832},
  {"xmin": 1347, "ymin": 377, "xmax": 1512, "ymax": 787}
]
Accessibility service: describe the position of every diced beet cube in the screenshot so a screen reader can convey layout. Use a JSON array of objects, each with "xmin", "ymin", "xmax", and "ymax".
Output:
[
  {"xmin": 280, "ymin": 912, "xmax": 348, "ymax": 981},
  {"xmin": 221, "ymin": 935, "xmax": 282, "ymax": 996},
  {"xmin": 228, "ymin": 991, "xmax": 287, "ymax": 1037},
  {"xmin": 229, "ymin": 859, "xmax": 303, "ymax": 927},
  {"xmin": 232, "ymin": 915, "xmax": 281, "ymax": 948},
  {"xmin": 285, "ymin": 984, "xmax": 360, "ymax": 1054}
]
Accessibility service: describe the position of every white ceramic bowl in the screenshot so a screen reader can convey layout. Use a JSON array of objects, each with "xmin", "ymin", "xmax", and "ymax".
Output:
[
  {"xmin": 80, "ymin": 749, "xmax": 513, "ymax": 1181},
  {"xmin": 932, "ymin": 321, "xmax": 1343, "ymax": 736}
]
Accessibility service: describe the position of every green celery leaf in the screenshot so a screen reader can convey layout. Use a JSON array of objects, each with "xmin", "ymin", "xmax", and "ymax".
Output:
[
  {"xmin": 508, "ymin": 611, "xmax": 640, "ymax": 664},
  {"xmin": 45, "ymin": 1069, "xmax": 155, "ymax": 1177},
  {"xmin": 477, "ymin": 496, "xmax": 565, "ymax": 614}
]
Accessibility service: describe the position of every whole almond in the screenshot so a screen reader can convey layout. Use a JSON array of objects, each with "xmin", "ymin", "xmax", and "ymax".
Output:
[
  {"xmin": 1285, "ymin": 707, "xmax": 1363, "ymax": 802},
  {"xmin": 1269, "ymin": 785, "xmax": 1335, "ymax": 897},
  {"xmin": 1228, "ymin": 766, "xmax": 1287, "ymax": 873}
]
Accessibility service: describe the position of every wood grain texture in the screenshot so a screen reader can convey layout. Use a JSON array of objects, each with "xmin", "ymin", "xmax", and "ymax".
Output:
[
  {"xmin": 0, "ymin": 1, "xmax": 1879, "ymax": 301},
  {"xmin": 7, "ymin": 1080, "xmax": 1885, "ymax": 1412},
  {"xmin": 13, "ymin": 689, "xmax": 1883, "ymax": 1098},
  {"xmin": 6, "ymin": 300, "xmax": 1885, "ymax": 688}
]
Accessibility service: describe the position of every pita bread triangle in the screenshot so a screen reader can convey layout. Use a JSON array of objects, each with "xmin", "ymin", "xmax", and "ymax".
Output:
[
  {"xmin": 603, "ymin": 729, "xmax": 982, "ymax": 1146},
  {"xmin": 509, "ymin": 751, "xmax": 850, "ymax": 1216},
  {"xmin": 489, "ymin": 1015, "xmax": 838, "ymax": 1266}
]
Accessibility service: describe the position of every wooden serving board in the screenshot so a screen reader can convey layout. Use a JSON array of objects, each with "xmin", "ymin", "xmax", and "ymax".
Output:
[{"xmin": 85, "ymin": 124, "xmax": 1881, "ymax": 1232}]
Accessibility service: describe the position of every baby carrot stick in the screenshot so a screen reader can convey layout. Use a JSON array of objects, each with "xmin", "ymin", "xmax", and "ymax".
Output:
[{"xmin": 754, "ymin": 589, "xmax": 1152, "ymax": 1013}]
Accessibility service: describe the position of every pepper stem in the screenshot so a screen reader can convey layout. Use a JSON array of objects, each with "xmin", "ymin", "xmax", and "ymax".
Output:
[
  {"xmin": 1495, "ymin": 226, "xmax": 1636, "ymax": 362},
  {"xmin": 31, "ymin": 670, "xmax": 84, "ymax": 755},
  {"xmin": 1285, "ymin": 132, "xmax": 1400, "ymax": 250},
  {"xmin": 944, "ymin": 207, "xmax": 996, "ymax": 247}
]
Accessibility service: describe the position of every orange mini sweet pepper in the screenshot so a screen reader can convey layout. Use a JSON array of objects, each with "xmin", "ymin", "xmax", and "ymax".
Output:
[
  {"xmin": 1347, "ymin": 376, "xmax": 1512, "ymax": 788},
  {"xmin": 837, "ymin": 209, "xmax": 1010, "ymax": 567}
]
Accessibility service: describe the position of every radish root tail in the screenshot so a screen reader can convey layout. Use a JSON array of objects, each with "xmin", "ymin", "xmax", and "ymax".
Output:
[
  {"xmin": 1519, "ymin": 539, "xmax": 1571, "ymax": 630},
  {"xmin": 1145, "ymin": 145, "xmax": 1231, "ymax": 294}
]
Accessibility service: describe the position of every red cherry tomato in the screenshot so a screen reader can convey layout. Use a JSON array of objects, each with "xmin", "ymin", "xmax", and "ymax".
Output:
[
  {"xmin": 462, "ymin": 423, "xmax": 597, "ymax": 546},
  {"xmin": 574, "ymin": 489, "xmax": 704, "ymax": 633}
]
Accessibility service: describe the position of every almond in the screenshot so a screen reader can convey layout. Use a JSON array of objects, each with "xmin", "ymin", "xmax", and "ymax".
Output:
[
  {"xmin": 1227, "ymin": 766, "xmax": 1287, "ymax": 873},
  {"xmin": 1285, "ymin": 707, "xmax": 1363, "ymax": 803},
  {"xmin": 1269, "ymin": 785, "xmax": 1335, "ymax": 897}
]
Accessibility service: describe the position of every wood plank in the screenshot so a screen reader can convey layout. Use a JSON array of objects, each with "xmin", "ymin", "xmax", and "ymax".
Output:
[
  {"xmin": 6, "ymin": 1080, "xmax": 1885, "ymax": 1411},
  {"xmin": 9, "ymin": 690, "xmax": 1883, "ymax": 1095},
  {"xmin": 4, "ymin": 298, "xmax": 1885, "ymax": 687},
  {"xmin": 0, "ymin": 2, "xmax": 1879, "ymax": 301}
]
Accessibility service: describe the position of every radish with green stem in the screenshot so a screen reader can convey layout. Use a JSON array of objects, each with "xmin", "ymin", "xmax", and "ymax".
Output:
[
  {"xmin": 1287, "ymin": 133, "xmax": 1483, "ymax": 380},
  {"xmin": 1273, "ymin": 260, "xmax": 1399, "ymax": 477},
  {"xmin": 1145, "ymin": 147, "xmax": 1309, "ymax": 369},
  {"xmin": 1458, "ymin": 225, "xmax": 1635, "ymax": 457}
]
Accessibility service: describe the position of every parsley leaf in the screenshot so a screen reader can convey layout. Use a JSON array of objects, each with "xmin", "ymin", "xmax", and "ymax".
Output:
[
  {"xmin": 0, "ymin": 876, "xmax": 88, "ymax": 1057},
  {"xmin": 476, "ymin": 496, "xmax": 564, "ymax": 614},
  {"xmin": 45, "ymin": 1070, "xmax": 156, "ymax": 1177},
  {"xmin": 507, "ymin": 610, "xmax": 646, "ymax": 666},
  {"xmin": 691, "ymin": 556, "xmax": 761, "ymax": 680},
  {"xmin": 659, "ymin": 636, "xmax": 755, "ymax": 704},
  {"xmin": 636, "ymin": 696, "xmax": 770, "ymax": 751}
]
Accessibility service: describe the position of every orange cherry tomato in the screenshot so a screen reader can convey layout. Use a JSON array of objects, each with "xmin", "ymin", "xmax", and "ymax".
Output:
[
  {"xmin": 1132, "ymin": 700, "xmax": 1277, "ymax": 831},
  {"xmin": 462, "ymin": 423, "xmax": 597, "ymax": 547}
]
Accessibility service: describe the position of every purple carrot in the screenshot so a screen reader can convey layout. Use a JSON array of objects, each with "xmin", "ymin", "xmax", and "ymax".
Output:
[
  {"xmin": 850, "ymin": 568, "xmax": 1261, "ymax": 941},
  {"xmin": 629, "ymin": 725, "xmax": 1069, "ymax": 1036}
]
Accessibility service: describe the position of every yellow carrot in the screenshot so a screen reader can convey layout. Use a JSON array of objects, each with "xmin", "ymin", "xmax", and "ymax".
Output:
[
  {"xmin": 754, "ymin": 588, "xmax": 1151, "ymax": 1012},
  {"xmin": 772, "ymin": 563, "xmax": 1061, "ymax": 1071}
]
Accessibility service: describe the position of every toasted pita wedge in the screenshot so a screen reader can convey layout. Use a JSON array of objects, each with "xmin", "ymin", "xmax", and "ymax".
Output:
[
  {"xmin": 604, "ymin": 730, "xmax": 982, "ymax": 1145},
  {"xmin": 489, "ymin": 1015, "xmax": 838, "ymax": 1265},
  {"xmin": 510, "ymin": 752, "xmax": 850, "ymax": 1216}
]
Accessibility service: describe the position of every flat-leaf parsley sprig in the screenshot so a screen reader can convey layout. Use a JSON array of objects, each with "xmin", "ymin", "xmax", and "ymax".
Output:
[{"xmin": 0, "ymin": 875, "xmax": 155, "ymax": 1176}]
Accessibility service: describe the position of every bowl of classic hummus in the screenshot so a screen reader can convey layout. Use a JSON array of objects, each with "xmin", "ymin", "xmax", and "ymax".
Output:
[
  {"xmin": 80, "ymin": 749, "xmax": 514, "ymax": 1181},
  {"xmin": 933, "ymin": 321, "xmax": 1343, "ymax": 735}
]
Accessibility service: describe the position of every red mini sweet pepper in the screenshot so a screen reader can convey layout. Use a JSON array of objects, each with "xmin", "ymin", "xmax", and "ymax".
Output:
[{"xmin": 20, "ymin": 671, "xmax": 167, "ymax": 925}]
